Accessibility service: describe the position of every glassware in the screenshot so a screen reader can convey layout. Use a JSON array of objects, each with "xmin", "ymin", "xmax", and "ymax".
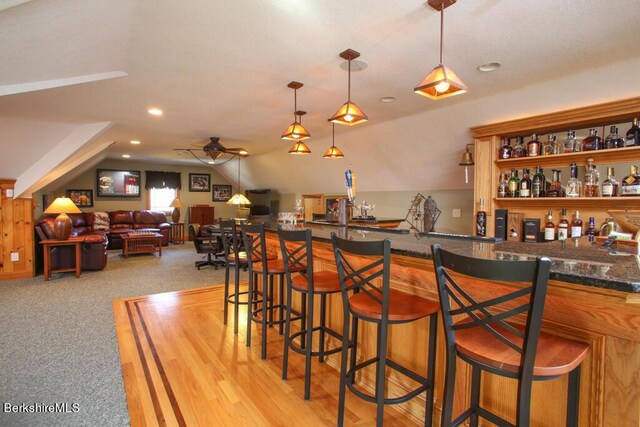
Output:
[
  {"xmin": 604, "ymin": 126, "xmax": 624, "ymax": 149},
  {"xmin": 532, "ymin": 166, "xmax": 546, "ymax": 197},
  {"xmin": 499, "ymin": 137, "xmax": 512, "ymax": 159},
  {"xmin": 563, "ymin": 130, "xmax": 577, "ymax": 153},
  {"xmin": 626, "ymin": 118, "xmax": 640, "ymax": 147},
  {"xmin": 583, "ymin": 158, "xmax": 600, "ymax": 197},
  {"xmin": 565, "ymin": 163, "xmax": 582, "ymax": 198},
  {"xmin": 581, "ymin": 128, "xmax": 602, "ymax": 151},
  {"xmin": 527, "ymin": 133, "xmax": 540, "ymax": 157},
  {"xmin": 601, "ymin": 167, "xmax": 618, "ymax": 197}
]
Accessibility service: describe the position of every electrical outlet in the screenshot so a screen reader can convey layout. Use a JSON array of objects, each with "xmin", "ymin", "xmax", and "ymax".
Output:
[
  {"xmin": 10, "ymin": 252, "xmax": 19, "ymax": 262},
  {"xmin": 452, "ymin": 209, "xmax": 461, "ymax": 218}
]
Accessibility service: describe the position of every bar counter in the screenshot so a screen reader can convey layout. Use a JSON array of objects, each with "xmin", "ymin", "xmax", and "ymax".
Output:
[{"xmin": 263, "ymin": 222, "xmax": 640, "ymax": 426}]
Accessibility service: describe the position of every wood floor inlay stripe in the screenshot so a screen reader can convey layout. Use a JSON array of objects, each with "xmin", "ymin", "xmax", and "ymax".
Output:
[{"xmin": 113, "ymin": 283, "xmax": 420, "ymax": 426}]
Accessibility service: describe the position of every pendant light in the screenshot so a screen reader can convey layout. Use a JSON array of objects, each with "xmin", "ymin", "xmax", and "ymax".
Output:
[
  {"xmin": 288, "ymin": 111, "xmax": 312, "ymax": 154},
  {"xmin": 414, "ymin": 0, "xmax": 467, "ymax": 100},
  {"xmin": 281, "ymin": 82, "xmax": 311, "ymax": 140},
  {"xmin": 227, "ymin": 157, "xmax": 251, "ymax": 205},
  {"xmin": 323, "ymin": 123, "xmax": 344, "ymax": 159},
  {"xmin": 329, "ymin": 49, "xmax": 368, "ymax": 126}
]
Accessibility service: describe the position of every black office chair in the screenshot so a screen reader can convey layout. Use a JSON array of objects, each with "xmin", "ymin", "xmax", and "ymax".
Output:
[
  {"xmin": 188, "ymin": 224, "xmax": 223, "ymax": 270},
  {"xmin": 431, "ymin": 244, "xmax": 589, "ymax": 427}
]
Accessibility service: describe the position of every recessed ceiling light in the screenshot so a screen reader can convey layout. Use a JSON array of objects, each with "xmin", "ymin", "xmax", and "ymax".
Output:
[
  {"xmin": 130, "ymin": 140, "xmax": 141, "ymax": 145},
  {"xmin": 477, "ymin": 62, "xmax": 501, "ymax": 72},
  {"xmin": 380, "ymin": 96, "xmax": 396, "ymax": 103},
  {"xmin": 147, "ymin": 108, "xmax": 163, "ymax": 116},
  {"xmin": 207, "ymin": 160, "xmax": 215, "ymax": 164},
  {"xmin": 239, "ymin": 149, "xmax": 249, "ymax": 155},
  {"xmin": 122, "ymin": 154, "xmax": 131, "ymax": 158}
]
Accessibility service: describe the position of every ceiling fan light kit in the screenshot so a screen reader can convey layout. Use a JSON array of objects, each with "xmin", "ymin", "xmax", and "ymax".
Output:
[
  {"xmin": 414, "ymin": 0, "xmax": 467, "ymax": 100},
  {"xmin": 329, "ymin": 49, "xmax": 368, "ymax": 126}
]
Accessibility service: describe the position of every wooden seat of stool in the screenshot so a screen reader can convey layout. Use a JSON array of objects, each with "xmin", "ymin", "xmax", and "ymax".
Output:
[
  {"xmin": 253, "ymin": 258, "xmax": 304, "ymax": 274},
  {"xmin": 455, "ymin": 320, "xmax": 589, "ymax": 377},
  {"xmin": 227, "ymin": 250, "xmax": 277, "ymax": 263},
  {"xmin": 349, "ymin": 288, "xmax": 440, "ymax": 322},
  {"xmin": 291, "ymin": 271, "xmax": 341, "ymax": 293}
]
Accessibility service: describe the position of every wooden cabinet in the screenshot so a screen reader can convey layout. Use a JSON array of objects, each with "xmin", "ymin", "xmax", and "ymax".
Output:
[
  {"xmin": 471, "ymin": 97, "xmax": 640, "ymax": 237},
  {"xmin": 302, "ymin": 194, "xmax": 324, "ymax": 222},
  {"xmin": 189, "ymin": 205, "xmax": 215, "ymax": 226}
]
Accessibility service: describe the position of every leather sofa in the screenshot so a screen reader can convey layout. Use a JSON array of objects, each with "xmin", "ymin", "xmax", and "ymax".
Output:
[{"xmin": 34, "ymin": 210, "xmax": 171, "ymax": 272}]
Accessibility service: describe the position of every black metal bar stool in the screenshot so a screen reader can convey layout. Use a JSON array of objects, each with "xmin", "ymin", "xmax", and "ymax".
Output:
[
  {"xmin": 332, "ymin": 234, "xmax": 439, "ymax": 427},
  {"xmin": 430, "ymin": 244, "xmax": 589, "ymax": 427},
  {"xmin": 242, "ymin": 222, "xmax": 302, "ymax": 360},
  {"xmin": 278, "ymin": 226, "xmax": 345, "ymax": 400}
]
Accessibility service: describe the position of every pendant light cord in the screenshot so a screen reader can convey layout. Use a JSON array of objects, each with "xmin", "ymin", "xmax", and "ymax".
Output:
[
  {"xmin": 332, "ymin": 122, "xmax": 336, "ymax": 148},
  {"xmin": 347, "ymin": 59, "xmax": 351, "ymax": 102},
  {"xmin": 293, "ymin": 88, "xmax": 298, "ymax": 123},
  {"xmin": 237, "ymin": 157, "xmax": 241, "ymax": 192},
  {"xmin": 440, "ymin": 4, "xmax": 444, "ymax": 64}
]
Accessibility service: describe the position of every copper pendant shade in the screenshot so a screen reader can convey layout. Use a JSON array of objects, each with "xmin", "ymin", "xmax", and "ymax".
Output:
[
  {"xmin": 414, "ymin": 0, "xmax": 467, "ymax": 100},
  {"xmin": 323, "ymin": 123, "xmax": 344, "ymax": 159},
  {"xmin": 330, "ymin": 49, "xmax": 368, "ymax": 126},
  {"xmin": 289, "ymin": 141, "xmax": 311, "ymax": 155},
  {"xmin": 282, "ymin": 82, "xmax": 311, "ymax": 140}
]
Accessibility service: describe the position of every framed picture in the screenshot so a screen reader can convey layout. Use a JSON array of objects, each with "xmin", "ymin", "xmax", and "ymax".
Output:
[
  {"xmin": 213, "ymin": 184, "xmax": 232, "ymax": 202},
  {"xmin": 66, "ymin": 189, "xmax": 94, "ymax": 207},
  {"xmin": 97, "ymin": 169, "xmax": 141, "ymax": 197},
  {"xmin": 323, "ymin": 194, "xmax": 348, "ymax": 215},
  {"xmin": 189, "ymin": 173, "xmax": 211, "ymax": 192}
]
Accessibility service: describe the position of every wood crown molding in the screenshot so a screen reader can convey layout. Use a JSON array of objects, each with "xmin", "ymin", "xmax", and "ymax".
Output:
[{"xmin": 470, "ymin": 96, "xmax": 640, "ymax": 138}]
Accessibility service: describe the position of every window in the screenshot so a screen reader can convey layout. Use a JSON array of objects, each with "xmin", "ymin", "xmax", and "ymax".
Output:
[{"xmin": 149, "ymin": 188, "xmax": 177, "ymax": 213}]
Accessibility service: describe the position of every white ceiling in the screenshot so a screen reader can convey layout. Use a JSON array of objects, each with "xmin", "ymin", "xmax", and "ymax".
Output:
[{"xmin": 2, "ymin": 0, "xmax": 640, "ymax": 194}]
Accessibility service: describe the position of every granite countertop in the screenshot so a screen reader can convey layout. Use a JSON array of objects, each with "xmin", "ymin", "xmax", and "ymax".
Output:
[{"xmin": 266, "ymin": 222, "xmax": 640, "ymax": 293}]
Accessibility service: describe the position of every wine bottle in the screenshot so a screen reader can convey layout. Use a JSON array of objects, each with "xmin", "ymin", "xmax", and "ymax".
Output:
[
  {"xmin": 571, "ymin": 210, "xmax": 583, "ymax": 238},
  {"xmin": 476, "ymin": 198, "xmax": 487, "ymax": 237},
  {"xmin": 497, "ymin": 173, "xmax": 508, "ymax": 198},
  {"xmin": 513, "ymin": 137, "xmax": 527, "ymax": 158},
  {"xmin": 544, "ymin": 211, "xmax": 555, "ymax": 241},
  {"xmin": 563, "ymin": 130, "xmax": 577, "ymax": 153},
  {"xmin": 584, "ymin": 217, "xmax": 597, "ymax": 242},
  {"xmin": 546, "ymin": 169, "xmax": 564, "ymax": 197}
]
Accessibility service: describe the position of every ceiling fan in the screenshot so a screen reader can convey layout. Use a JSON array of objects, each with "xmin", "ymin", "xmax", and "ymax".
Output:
[{"xmin": 174, "ymin": 137, "xmax": 249, "ymax": 165}]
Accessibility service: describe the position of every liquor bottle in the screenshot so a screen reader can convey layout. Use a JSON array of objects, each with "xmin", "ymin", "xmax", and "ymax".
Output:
[
  {"xmin": 583, "ymin": 158, "xmax": 600, "ymax": 197},
  {"xmin": 497, "ymin": 173, "xmax": 508, "ymax": 198},
  {"xmin": 544, "ymin": 211, "xmax": 555, "ymax": 241},
  {"xmin": 584, "ymin": 217, "xmax": 597, "ymax": 242},
  {"xmin": 565, "ymin": 162, "xmax": 582, "ymax": 198},
  {"xmin": 604, "ymin": 126, "xmax": 624, "ymax": 149},
  {"xmin": 563, "ymin": 130, "xmax": 577, "ymax": 153},
  {"xmin": 542, "ymin": 134, "xmax": 556, "ymax": 156},
  {"xmin": 621, "ymin": 165, "xmax": 640, "ymax": 196},
  {"xmin": 581, "ymin": 128, "xmax": 602, "ymax": 151},
  {"xmin": 558, "ymin": 208, "xmax": 569, "ymax": 240},
  {"xmin": 601, "ymin": 167, "xmax": 619, "ymax": 197},
  {"xmin": 532, "ymin": 166, "xmax": 546, "ymax": 197},
  {"xmin": 499, "ymin": 137, "xmax": 512, "ymax": 159},
  {"xmin": 546, "ymin": 169, "xmax": 565, "ymax": 197},
  {"xmin": 513, "ymin": 137, "xmax": 527, "ymax": 158},
  {"xmin": 476, "ymin": 198, "xmax": 487, "ymax": 237},
  {"xmin": 626, "ymin": 118, "xmax": 640, "ymax": 147},
  {"xmin": 507, "ymin": 169, "xmax": 520, "ymax": 197},
  {"xmin": 527, "ymin": 133, "xmax": 541, "ymax": 157},
  {"xmin": 519, "ymin": 168, "xmax": 532, "ymax": 198},
  {"xmin": 570, "ymin": 210, "xmax": 583, "ymax": 238}
]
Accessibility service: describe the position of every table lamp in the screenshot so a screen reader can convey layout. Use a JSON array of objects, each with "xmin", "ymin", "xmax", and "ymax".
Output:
[
  {"xmin": 169, "ymin": 198, "xmax": 184, "ymax": 223},
  {"xmin": 43, "ymin": 197, "xmax": 81, "ymax": 240}
]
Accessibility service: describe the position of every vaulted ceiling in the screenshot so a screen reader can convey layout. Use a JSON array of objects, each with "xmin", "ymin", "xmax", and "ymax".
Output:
[{"xmin": 2, "ymin": 0, "xmax": 640, "ymax": 197}]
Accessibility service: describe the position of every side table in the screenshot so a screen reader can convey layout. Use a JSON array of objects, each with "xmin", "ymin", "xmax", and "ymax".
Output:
[
  {"xmin": 40, "ymin": 239, "xmax": 82, "ymax": 281},
  {"xmin": 169, "ymin": 222, "xmax": 185, "ymax": 244}
]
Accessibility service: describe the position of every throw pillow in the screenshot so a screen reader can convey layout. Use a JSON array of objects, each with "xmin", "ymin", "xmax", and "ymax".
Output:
[{"xmin": 93, "ymin": 212, "xmax": 110, "ymax": 230}]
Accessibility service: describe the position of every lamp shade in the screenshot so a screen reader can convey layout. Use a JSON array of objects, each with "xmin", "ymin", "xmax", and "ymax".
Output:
[
  {"xmin": 44, "ymin": 197, "xmax": 82, "ymax": 214},
  {"xmin": 323, "ymin": 145, "xmax": 344, "ymax": 159},
  {"xmin": 169, "ymin": 198, "xmax": 184, "ymax": 208},
  {"xmin": 289, "ymin": 141, "xmax": 311, "ymax": 155},
  {"xmin": 227, "ymin": 193, "xmax": 252, "ymax": 205},
  {"xmin": 414, "ymin": 64, "xmax": 467, "ymax": 100},
  {"xmin": 44, "ymin": 197, "xmax": 81, "ymax": 240},
  {"xmin": 281, "ymin": 121, "xmax": 311, "ymax": 141},
  {"xmin": 329, "ymin": 101, "xmax": 368, "ymax": 126}
]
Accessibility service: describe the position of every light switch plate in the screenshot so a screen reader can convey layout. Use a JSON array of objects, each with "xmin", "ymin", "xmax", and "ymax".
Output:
[
  {"xmin": 10, "ymin": 252, "xmax": 19, "ymax": 262},
  {"xmin": 6, "ymin": 189, "xmax": 14, "ymax": 197},
  {"xmin": 452, "ymin": 209, "xmax": 461, "ymax": 218}
]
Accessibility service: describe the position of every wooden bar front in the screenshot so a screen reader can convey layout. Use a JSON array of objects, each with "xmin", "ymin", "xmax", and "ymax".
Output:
[{"xmin": 266, "ymin": 230, "xmax": 640, "ymax": 426}]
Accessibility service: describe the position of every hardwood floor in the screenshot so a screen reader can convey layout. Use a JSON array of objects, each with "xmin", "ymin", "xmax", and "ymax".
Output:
[{"xmin": 113, "ymin": 284, "xmax": 422, "ymax": 426}]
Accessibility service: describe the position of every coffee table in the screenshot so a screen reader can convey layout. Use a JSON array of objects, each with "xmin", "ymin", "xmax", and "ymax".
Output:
[{"xmin": 121, "ymin": 232, "xmax": 163, "ymax": 258}]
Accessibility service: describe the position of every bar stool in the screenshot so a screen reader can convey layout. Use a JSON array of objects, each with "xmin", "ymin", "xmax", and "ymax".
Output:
[
  {"xmin": 219, "ymin": 219, "xmax": 251, "ymax": 334},
  {"xmin": 332, "ymin": 234, "xmax": 439, "ymax": 427},
  {"xmin": 242, "ymin": 222, "xmax": 301, "ymax": 359},
  {"xmin": 430, "ymin": 244, "xmax": 589, "ymax": 427},
  {"xmin": 278, "ymin": 226, "xmax": 344, "ymax": 400}
]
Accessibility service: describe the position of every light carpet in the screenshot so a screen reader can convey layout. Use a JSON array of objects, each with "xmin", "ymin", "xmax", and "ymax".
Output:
[{"xmin": 0, "ymin": 245, "xmax": 241, "ymax": 427}]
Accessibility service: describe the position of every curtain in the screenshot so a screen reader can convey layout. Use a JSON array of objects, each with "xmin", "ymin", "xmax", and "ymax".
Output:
[{"xmin": 145, "ymin": 171, "xmax": 181, "ymax": 189}]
